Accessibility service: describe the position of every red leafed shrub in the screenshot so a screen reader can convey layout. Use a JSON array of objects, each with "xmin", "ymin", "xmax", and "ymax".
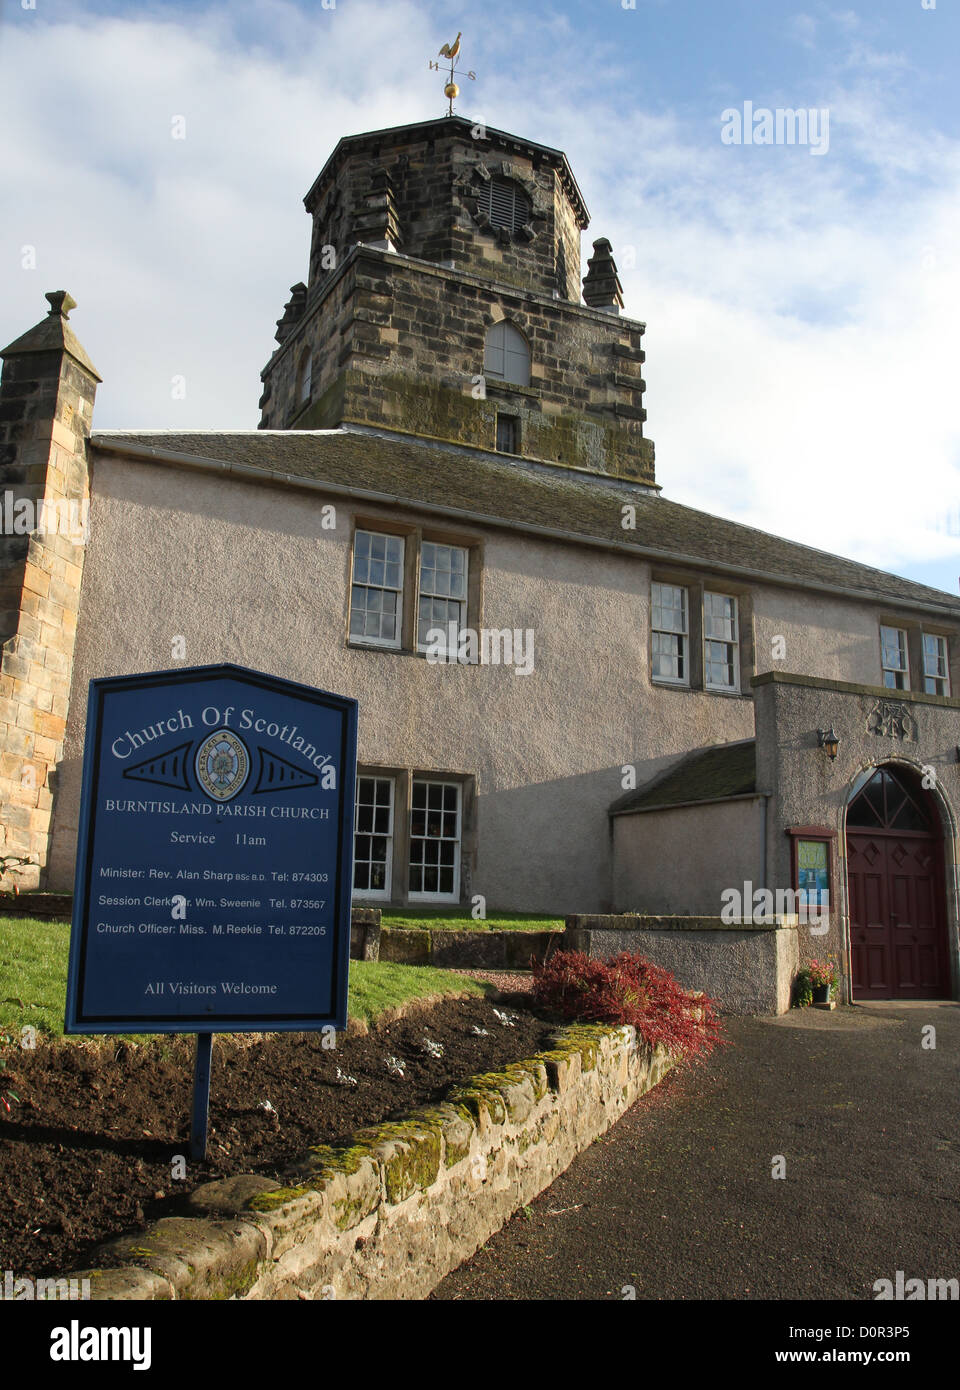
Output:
[{"xmin": 532, "ymin": 950, "xmax": 725, "ymax": 1061}]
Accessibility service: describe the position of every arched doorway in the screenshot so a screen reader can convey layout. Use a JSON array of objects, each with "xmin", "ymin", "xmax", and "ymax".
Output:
[{"xmin": 846, "ymin": 764, "xmax": 950, "ymax": 999}]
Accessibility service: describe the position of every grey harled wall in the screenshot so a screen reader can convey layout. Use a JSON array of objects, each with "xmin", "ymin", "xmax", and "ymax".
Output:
[
  {"xmin": 46, "ymin": 454, "xmax": 960, "ymax": 917},
  {"xmin": 611, "ymin": 796, "xmax": 767, "ymax": 916},
  {"xmin": 46, "ymin": 453, "xmax": 757, "ymax": 907},
  {"xmin": 565, "ymin": 915, "xmax": 799, "ymax": 1015}
]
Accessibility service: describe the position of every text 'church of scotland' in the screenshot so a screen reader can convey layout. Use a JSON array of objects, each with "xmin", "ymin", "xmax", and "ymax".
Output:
[{"xmin": 2, "ymin": 113, "xmax": 960, "ymax": 1008}]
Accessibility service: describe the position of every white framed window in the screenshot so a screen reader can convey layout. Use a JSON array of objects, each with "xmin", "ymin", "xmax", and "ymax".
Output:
[
  {"xmin": 880, "ymin": 625, "xmax": 909, "ymax": 690},
  {"xmin": 353, "ymin": 776, "xmax": 394, "ymax": 899},
  {"xmin": 408, "ymin": 779, "xmax": 461, "ymax": 901},
  {"xmin": 703, "ymin": 591, "xmax": 740, "ymax": 692},
  {"xmin": 922, "ymin": 633, "xmax": 950, "ymax": 696},
  {"xmin": 484, "ymin": 321, "xmax": 531, "ymax": 387},
  {"xmin": 651, "ymin": 582, "xmax": 689, "ymax": 685},
  {"xmin": 417, "ymin": 542, "xmax": 469, "ymax": 652},
  {"xmin": 349, "ymin": 530, "xmax": 404, "ymax": 648}
]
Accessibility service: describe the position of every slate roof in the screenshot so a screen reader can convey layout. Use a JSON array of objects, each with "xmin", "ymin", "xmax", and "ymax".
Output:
[
  {"xmin": 89, "ymin": 428, "xmax": 960, "ymax": 616},
  {"xmin": 609, "ymin": 740, "xmax": 757, "ymax": 816}
]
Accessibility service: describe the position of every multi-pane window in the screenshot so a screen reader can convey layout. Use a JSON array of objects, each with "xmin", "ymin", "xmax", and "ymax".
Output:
[
  {"xmin": 349, "ymin": 530, "xmax": 476, "ymax": 654},
  {"xmin": 922, "ymin": 633, "xmax": 950, "ymax": 696},
  {"xmin": 353, "ymin": 777, "xmax": 394, "ymax": 899},
  {"xmin": 703, "ymin": 592, "xmax": 739, "ymax": 692},
  {"xmin": 880, "ymin": 625, "xmax": 909, "ymax": 690},
  {"xmin": 417, "ymin": 543, "xmax": 468, "ymax": 651},
  {"xmin": 651, "ymin": 583, "xmax": 689, "ymax": 684},
  {"xmin": 409, "ymin": 780, "xmax": 461, "ymax": 900},
  {"xmin": 349, "ymin": 530, "xmax": 404, "ymax": 647}
]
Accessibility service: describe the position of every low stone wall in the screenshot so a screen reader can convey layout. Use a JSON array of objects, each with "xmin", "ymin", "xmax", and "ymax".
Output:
[
  {"xmin": 67, "ymin": 1023, "xmax": 675, "ymax": 1300},
  {"xmin": 0, "ymin": 892, "xmax": 73, "ymax": 918},
  {"xmin": 564, "ymin": 914, "xmax": 799, "ymax": 1016},
  {"xmin": 378, "ymin": 926, "xmax": 560, "ymax": 970},
  {"xmin": 3, "ymin": 898, "xmax": 555, "ymax": 973},
  {"xmin": 349, "ymin": 907, "xmax": 382, "ymax": 960}
]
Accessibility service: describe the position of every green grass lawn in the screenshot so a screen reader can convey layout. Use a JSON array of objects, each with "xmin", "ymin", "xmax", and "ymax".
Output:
[
  {"xmin": 0, "ymin": 915, "xmax": 486, "ymax": 1041},
  {"xmin": 346, "ymin": 959, "xmax": 484, "ymax": 1025},
  {"xmin": 0, "ymin": 914, "xmax": 66, "ymax": 1037},
  {"xmin": 381, "ymin": 908, "xmax": 563, "ymax": 932}
]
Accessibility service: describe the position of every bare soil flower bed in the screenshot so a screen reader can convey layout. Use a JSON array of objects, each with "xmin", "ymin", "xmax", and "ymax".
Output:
[{"xmin": 0, "ymin": 995, "xmax": 551, "ymax": 1278}]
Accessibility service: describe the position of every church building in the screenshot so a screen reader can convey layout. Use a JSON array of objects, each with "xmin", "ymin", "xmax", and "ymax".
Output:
[{"xmin": 1, "ymin": 113, "xmax": 959, "ymax": 1007}]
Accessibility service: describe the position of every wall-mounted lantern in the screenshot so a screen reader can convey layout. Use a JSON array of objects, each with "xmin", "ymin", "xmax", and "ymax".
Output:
[{"xmin": 817, "ymin": 727, "xmax": 841, "ymax": 761}]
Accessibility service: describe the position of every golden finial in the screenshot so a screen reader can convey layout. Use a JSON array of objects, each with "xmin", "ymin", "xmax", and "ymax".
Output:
[{"xmin": 429, "ymin": 32, "xmax": 476, "ymax": 116}]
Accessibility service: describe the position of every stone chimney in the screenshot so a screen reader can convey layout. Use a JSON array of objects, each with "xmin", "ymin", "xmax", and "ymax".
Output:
[
  {"xmin": 0, "ymin": 291, "xmax": 100, "ymax": 890},
  {"xmin": 582, "ymin": 237, "xmax": 624, "ymax": 314}
]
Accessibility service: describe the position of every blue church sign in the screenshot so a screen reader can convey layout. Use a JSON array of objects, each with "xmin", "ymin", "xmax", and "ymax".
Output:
[{"xmin": 65, "ymin": 663, "xmax": 358, "ymax": 1034}]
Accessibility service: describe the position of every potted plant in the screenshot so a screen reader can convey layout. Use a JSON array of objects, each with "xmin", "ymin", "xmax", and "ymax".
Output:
[{"xmin": 807, "ymin": 957, "xmax": 838, "ymax": 1005}]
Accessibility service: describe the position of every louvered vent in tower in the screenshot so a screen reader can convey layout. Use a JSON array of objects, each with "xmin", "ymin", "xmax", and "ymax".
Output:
[{"xmin": 485, "ymin": 178, "xmax": 530, "ymax": 232}]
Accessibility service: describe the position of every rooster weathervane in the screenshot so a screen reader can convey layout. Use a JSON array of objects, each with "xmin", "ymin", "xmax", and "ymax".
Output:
[{"xmin": 430, "ymin": 32, "xmax": 476, "ymax": 116}]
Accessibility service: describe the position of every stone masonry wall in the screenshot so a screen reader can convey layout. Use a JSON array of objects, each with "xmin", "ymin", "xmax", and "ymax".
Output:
[
  {"xmin": 303, "ymin": 121, "xmax": 585, "ymax": 303},
  {"xmin": 376, "ymin": 925, "xmax": 561, "ymax": 969},
  {"xmin": 259, "ymin": 118, "xmax": 651, "ymax": 479},
  {"xmin": 65, "ymin": 1023, "xmax": 674, "ymax": 1300},
  {"xmin": 0, "ymin": 333, "xmax": 97, "ymax": 890},
  {"xmin": 261, "ymin": 248, "xmax": 653, "ymax": 483}
]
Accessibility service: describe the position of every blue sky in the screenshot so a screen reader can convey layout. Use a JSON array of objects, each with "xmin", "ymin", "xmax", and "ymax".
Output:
[{"xmin": 1, "ymin": 0, "xmax": 958, "ymax": 595}]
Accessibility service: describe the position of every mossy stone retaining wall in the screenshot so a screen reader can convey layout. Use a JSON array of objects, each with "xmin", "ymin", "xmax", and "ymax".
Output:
[
  {"xmin": 66, "ymin": 1022, "xmax": 675, "ymax": 1301},
  {"xmin": 378, "ymin": 925, "xmax": 560, "ymax": 969}
]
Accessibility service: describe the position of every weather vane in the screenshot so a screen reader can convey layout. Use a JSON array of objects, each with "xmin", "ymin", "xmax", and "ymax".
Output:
[{"xmin": 429, "ymin": 32, "xmax": 476, "ymax": 116}]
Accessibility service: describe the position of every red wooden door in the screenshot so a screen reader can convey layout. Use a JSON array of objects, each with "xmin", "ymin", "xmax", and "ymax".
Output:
[{"xmin": 846, "ymin": 767, "xmax": 949, "ymax": 1000}]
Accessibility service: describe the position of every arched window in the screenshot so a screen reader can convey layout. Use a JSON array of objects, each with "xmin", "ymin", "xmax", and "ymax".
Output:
[
  {"xmin": 297, "ymin": 349, "xmax": 312, "ymax": 404},
  {"xmin": 484, "ymin": 321, "xmax": 530, "ymax": 387},
  {"xmin": 484, "ymin": 178, "xmax": 530, "ymax": 233},
  {"xmin": 846, "ymin": 765, "xmax": 934, "ymax": 832}
]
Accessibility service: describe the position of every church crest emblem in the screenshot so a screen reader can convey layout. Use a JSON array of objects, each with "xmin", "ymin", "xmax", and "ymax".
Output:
[
  {"xmin": 866, "ymin": 699, "xmax": 918, "ymax": 743},
  {"xmin": 195, "ymin": 729, "xmax": 250, "ymax": 802}
]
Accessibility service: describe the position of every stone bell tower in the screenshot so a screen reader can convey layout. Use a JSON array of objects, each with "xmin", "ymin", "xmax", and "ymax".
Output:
[
  {"xmin": 0, "ymin": 292, "xmax": 100, "ymax": 890},
  {"xmin": 259, "ymin": 115, "xmax": 655, "ymax": 486}
]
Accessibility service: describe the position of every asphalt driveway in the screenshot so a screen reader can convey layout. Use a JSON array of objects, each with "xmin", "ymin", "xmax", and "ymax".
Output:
[{"xmin": 432, "ymin": 1002, "xmax": 960, "ymax": 1300}]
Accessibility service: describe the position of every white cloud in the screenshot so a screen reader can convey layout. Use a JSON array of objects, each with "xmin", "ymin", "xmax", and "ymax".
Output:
[
  {"xmin": 490, "ymin": 37, "xmax": 960, "ymax": 583},
  {"xmin": 1, "ymin": 1, "xmax": 441, "ymax": 425},
  {"xmin": 1, "ymin": 2, "xmax": 958, "ymax": 591}
]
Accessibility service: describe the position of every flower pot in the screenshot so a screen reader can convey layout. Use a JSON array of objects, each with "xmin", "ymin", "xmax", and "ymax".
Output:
[{"xmin": 812, "ymin": 984, "xmax": 831, "ymax": 1005}]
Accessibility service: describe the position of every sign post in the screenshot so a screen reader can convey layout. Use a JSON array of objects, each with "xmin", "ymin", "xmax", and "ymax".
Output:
[
  {"xmin": 65, "ymin": 663, "xmax": 358, "ymax": 1149},
  {"xmin": 190, "ymin": 1033, "xmax": 214, "ymax": 1160}
]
